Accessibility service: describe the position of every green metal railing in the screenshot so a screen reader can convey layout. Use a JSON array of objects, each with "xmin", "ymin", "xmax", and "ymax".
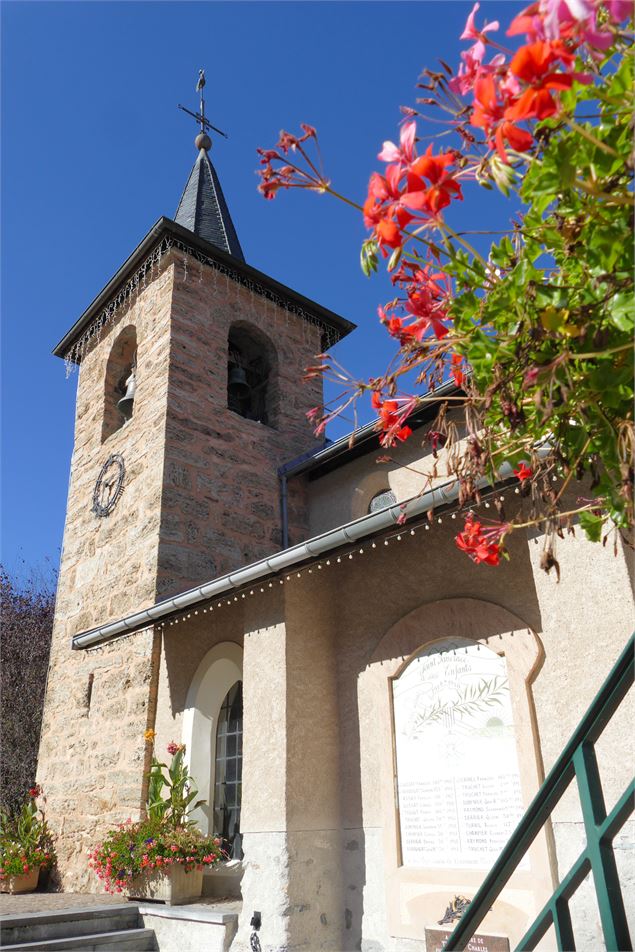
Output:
[{"xmin": 444, "ymin": 633, "xmax": 634, "ymax": 952}]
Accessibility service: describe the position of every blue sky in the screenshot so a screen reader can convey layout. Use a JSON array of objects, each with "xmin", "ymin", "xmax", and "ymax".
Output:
[{"xmin": 1, "ymin": 0, "xmax": 518, "ymax": 578}]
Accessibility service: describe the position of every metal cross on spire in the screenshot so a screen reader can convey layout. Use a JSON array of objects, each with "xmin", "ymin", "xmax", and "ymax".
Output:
[{"xmin": 178, "ymin": 68, "xmax": 228, "ymax": 142}]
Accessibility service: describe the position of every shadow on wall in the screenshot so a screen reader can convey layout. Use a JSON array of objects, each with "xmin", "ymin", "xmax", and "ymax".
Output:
[
  {"xmin": 160, "ymin": 609, "xmax": 247, "ymax": 732},
  {"xmin": 339, "ymin": 687, "xmax": 367, "ymax": 952},
  {"xmin": 157, "ymin": 526, "xmax": 550, "ymax": 950},
  {"xmin": 330, "ymin": 527, "xmax": 546, "ymax": 950}
]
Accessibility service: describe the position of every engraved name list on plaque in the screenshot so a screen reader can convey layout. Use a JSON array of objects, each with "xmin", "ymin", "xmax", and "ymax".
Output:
[{"xmin": 392, "ymin": 638, "xmax": 526, "ymax": 870}]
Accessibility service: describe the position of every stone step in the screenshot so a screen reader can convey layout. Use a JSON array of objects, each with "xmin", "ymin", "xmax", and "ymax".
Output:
[
  {"xmin": 0, "ymin": 905, "xmax": 139, "ymax": 945},
  {"xmin": 1, "ymin": 926, "xmax": 156, "ymax": 951}
]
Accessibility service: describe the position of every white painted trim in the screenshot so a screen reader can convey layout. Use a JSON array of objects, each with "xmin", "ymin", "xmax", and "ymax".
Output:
[{"xmin": 182, "ymin": 642, "xmax": 243, "ymax": 836}]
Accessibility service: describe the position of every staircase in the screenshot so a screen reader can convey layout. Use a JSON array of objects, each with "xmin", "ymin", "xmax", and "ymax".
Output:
[{"xmin": 0, "ymin": 904, "xmax": 156, "ymax": 951}]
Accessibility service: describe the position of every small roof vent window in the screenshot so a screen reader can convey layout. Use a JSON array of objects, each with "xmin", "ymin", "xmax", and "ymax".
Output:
[{"xmin": 369, "ymin": 489, "xmax": 397, "ymax": 514}]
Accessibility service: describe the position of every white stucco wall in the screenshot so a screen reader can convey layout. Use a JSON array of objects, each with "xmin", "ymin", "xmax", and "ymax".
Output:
[
  {"xmin": 305, "ymin": 417, "xmax": 464, "ymax": 537},
  {"xmin": 149, "ymin": 473, "xmax": 633, "ymax": 952}
]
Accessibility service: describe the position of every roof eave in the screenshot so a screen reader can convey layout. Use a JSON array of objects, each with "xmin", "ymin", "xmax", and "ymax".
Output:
[
  {"xmin": 52, "ymin": 217, "xmax": 356, "ymax": 360},
  {"xmin": 70, "ymin": 446, "xmax": 550, "ymax": 651},
  {"xmin": 279, "ymin": 378, "xmax": 465, "ymax": 481}
]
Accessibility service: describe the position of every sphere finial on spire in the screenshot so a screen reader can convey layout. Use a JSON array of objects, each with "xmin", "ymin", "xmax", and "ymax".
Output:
[{"xmin": 195, "ymin": 132, "xmax": 212, "ymax": 151}]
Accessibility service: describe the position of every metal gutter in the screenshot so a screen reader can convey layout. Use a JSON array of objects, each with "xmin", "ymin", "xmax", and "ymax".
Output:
[
  {"xmin": 71, "ymin": 457, "xmax": 528, "ymax": 651},
  {"xmin": 53, "ymin": 217, "xmax": 356, "ymax": 360}
]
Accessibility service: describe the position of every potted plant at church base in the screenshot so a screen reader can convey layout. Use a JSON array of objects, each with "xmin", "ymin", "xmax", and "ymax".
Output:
[
  {"xmin": 0, "ymin": 786, "xmax": 56, "ymax": 894},
  {"xmin": 89, "ymin": 740, "xmax": 224, "ymax": 904}
]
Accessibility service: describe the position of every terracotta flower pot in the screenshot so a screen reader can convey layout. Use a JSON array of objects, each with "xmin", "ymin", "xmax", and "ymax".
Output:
[
  {"xmin": 0, "ymin": 867, "xmax": 40, "ymax": 894},
  {"xmin": 128, "ymin": 865, "xmax": 203, "ymax": 905}
]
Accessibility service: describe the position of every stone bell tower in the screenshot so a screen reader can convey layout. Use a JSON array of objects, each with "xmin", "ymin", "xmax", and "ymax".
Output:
[{"xmin": 37, "ymin": 87, "xmax": 353, "ymax": 887}]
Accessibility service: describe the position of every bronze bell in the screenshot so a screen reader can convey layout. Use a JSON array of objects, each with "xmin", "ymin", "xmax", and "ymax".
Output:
[
  {"xmin": 228, "ymin": 365, "xmax": 250, "ymax": 399},
  {"xmin": 117, "ymin": 369, "xmax": 136, "ymax": 421}
]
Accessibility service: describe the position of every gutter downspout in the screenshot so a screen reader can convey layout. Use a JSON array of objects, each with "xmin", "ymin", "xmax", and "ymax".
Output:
[{"xmin": 279, "ymin": 471, "xmax": 289, "ymax": 550}]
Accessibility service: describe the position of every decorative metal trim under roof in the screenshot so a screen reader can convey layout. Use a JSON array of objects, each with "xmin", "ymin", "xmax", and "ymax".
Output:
[{"xmin": 52, "ymin": 217, "xmax": 355, "ymax": 367}]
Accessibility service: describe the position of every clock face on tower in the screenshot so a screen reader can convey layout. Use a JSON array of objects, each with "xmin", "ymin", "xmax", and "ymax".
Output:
[{"xmin": 92, "ymin": 454, "xmax": 126, "ymax": 518}]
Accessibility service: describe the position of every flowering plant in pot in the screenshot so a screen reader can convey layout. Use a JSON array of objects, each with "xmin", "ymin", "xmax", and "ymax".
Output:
[
  {"xmin": 89, "ymin": 740, "xmax": 224, "ymax": 903},
  {"xmin": 0, "ymin": 786, "xmax": 55, "ymax": 894}
]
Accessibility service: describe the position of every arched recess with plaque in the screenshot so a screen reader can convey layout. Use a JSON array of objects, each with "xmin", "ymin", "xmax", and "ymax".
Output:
[{"xmin": 357, "ymin": 597, "xmax": 554, "ymax": 949}]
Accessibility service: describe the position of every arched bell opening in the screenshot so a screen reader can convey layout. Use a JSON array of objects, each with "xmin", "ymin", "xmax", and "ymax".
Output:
[
  {"xmin": 227, "ymin": 322, "xmax": 278, "ymax": 427},
  {"xmin": 101, "ymin": 325, "xmax": 137, "ymax": 442}
]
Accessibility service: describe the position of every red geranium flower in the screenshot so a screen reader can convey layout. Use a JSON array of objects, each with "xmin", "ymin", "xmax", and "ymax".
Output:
[
  {"xmin": 514, "ymin": 462, "xmax": 533, "ymax": 482},
  {"xmin": 455, "ymin": 513, "xmax": 507, "ymax": 566},
  {"xmin": 471, "ymin": 75, "xmax": 535, "ymax": 160},
  {"xmin": 371, "ymin": 393, "xmax": 414, "ymax": 445},
  {"xmin": 451, "ymin": 353, "xmax": 464, "ymax": 387},
  {"xmin": 400, "ymin": 146, "xmax": 463, "ymax": 217},
  {"xmin": 505, "ymin": 41, "xmax": 578, "ymax": 122}
]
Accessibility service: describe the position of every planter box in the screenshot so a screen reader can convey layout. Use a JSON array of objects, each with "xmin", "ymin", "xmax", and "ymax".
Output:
[
  {"xmin": 0, "ymin": 867, "xmax": 40, "ymax": 894},
  {"xmin": 203, "ymin": 860, "xmax": 243, "ymax": 899},
  {"xmin": 129, "ymin": 866, "xmax": 203, "ymax": 905}
]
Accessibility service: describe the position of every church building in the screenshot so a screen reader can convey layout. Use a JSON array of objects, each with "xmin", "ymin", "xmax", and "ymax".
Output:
[{"xmin": 37, "ymin": 97, "xmax": 634, "ymax": 952}]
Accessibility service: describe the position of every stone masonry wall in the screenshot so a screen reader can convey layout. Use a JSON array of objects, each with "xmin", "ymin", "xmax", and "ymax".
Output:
[
  {"xmin": 37, "ymin": 628, "xmax": 161, "ymax": 890},
  {"xmin": 156, "ymin": 249, "xmax": 323, "ymax": 597},
  {"xmin": 37, "ymin": 260, "xmax": 176, "ymax": 888},
  {"xmin": 38, "ymin": 247, "xmax": 327, "ymax": 889},
  {"xmin": 52, "ymin": 261, "xmax": 175, "ymax": 636}
]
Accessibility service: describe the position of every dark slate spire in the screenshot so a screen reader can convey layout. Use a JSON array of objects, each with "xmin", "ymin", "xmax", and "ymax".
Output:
[{"xmin": 174, "ymin": 134, "xmax": 245, "ymax": 261}]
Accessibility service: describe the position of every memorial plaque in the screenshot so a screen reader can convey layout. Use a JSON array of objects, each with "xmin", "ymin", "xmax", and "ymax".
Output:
[
  {"xmin": 392, "ymin": 639, "xmax": 526, "ymax": 869},
  {"xmin": 425, "ymin": 927, "xmax": 510, "ymax": 952}
]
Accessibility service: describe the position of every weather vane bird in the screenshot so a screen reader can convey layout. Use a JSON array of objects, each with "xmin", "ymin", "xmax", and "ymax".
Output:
[{"xmin": 178, "ymin": 67, "xmax": 228, "ymax": 142}]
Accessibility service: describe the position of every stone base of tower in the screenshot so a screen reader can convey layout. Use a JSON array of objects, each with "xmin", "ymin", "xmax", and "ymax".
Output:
[{"xmin": 36, "ymin": 628, "xmax": 160, "ymax": 892}]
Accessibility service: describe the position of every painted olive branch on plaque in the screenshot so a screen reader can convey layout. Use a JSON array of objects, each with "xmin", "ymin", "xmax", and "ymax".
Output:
[{"xmin": 410, "ymin": 676, "xmax": 508, "ymax": 734}]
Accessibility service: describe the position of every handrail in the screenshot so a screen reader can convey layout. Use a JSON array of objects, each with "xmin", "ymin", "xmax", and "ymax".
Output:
[{"xmin": 444, "ymin": 633, "xmax": 634, "ymax": 951}]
